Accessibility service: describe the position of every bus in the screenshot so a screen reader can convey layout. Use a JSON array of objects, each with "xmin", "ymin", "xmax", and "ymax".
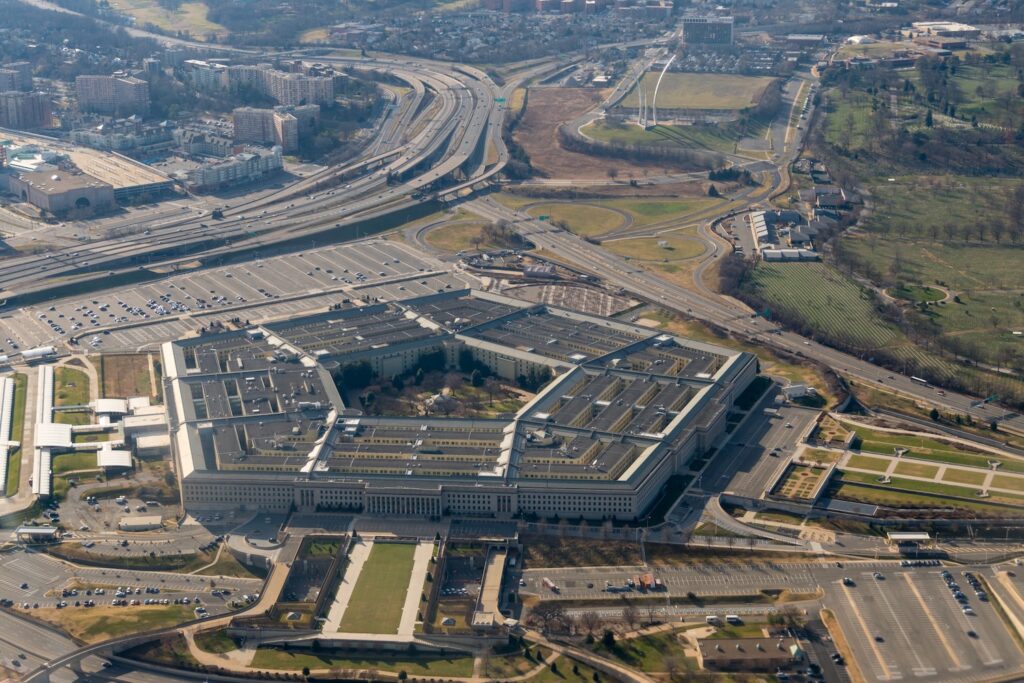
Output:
[{"xmin": 910, "ymin": 376, "xmax": 930, "ymax": 387}]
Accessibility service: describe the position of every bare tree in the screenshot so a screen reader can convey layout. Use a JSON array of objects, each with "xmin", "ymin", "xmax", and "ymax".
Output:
[
  {"xmin": 580, "ymin": 611, "xmax": 602, "ymax": 636},
  {"xmin": 606, "ymin": 167, "xmax": 619, "ymax": 181},
  {"xmin": 531, "ymin": 602, "xmax": 567, "ymax": 633},
  {"xmin": 622, "ymin": 603, "xmax": 640, "ymax": 632}
]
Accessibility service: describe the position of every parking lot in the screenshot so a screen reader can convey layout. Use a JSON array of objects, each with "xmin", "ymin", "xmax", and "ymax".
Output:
[
  {"xmin": 0, "ymin": 239, "xmax": 468, "ymax": 353},
  {"xmin": 0, "ymin": 549, "xmax": 261, "ymax": 610},
  {"xmin": 521, "ymin": 562, "xmax": 820, "ymax": 600},
  {"xmin": 825, "ymin": 566, "xmax": 1024, "ymax": 682}
]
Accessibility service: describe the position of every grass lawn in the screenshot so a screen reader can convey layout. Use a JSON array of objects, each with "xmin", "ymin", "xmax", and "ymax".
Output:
[
  {"xmin": 622, "ymin": 73, "xmax": 776, "ymax": 110},
  {"xmin": 423, "ymin": 221, "xmax": 493, "ymax": 252},
  {"xmin": 527, "ymin": 203, "xmax": 625, "ymax": 237},
  {"xmin": 73, "ymin": 432, "xmax": 111, "ymax": 444},
  {"xmin": 888, "ymin": 285, "xmax": 946, "ymax": 303},
  {"xmin": 194, "ymin": 629, "xmax": 239, "ymax": 654},
  {"xmin": 943, "ymin": 469, "xmax": 988, "ymax": 486},
  {"xmin": 583, "ymin": 120, "xmax": 752, "ymax": 154},
  {"xmin": 850, "ymin": 423, "xmax": 1024, "ymax": 474},
  {"xmin": 744, "ymin": 262, "xmax": 902, "ymax": 352},
  {"xmin": 492, "ymin": 192, "xmax": 538, "ymax": 210},
  {"xmin": 5, "ymin": 373, "xmax": 27, "ymax": 496},
  {"xmin": 804, "ymin": 449, "xmax": 841, "ymax": 464},
  {"xmin": 992, "ymin": 474, "xmax": 1024, "ymax": 492},
  {"xmin": 194, "ymin": 549, "xmax": 265, "ymax": 579},
  {"xmin": 107, "ymin": 0, "xmax": 227, "ymax": 38},
  {"xmin": 601, "ymin": 198, "xmax": 722, "ymax": 227},
  {"xmin": 589, "ymin": 629, "xmax": 696, "ymax": 672},
  {"xmin": 338, "ymin": 542, "xmax": 415, "ymax": 634},
  {"xmin": 837, "ymin": 471, "xmax": 1023, "ymax": 508},
  {"xmin": 249, "ymin": 648, "xmax": 474, "ymax": 676},
  {"xmin": 24, "ymin": 605, "xmax": 194, "ymax": 643},
  {"xmin": 100, "ymin": 354, "xmax": 153, "ymax": 399},
  {"xmin": 54, "ymin": 367, "xmax": 90, "ymax": 407},
  {"xmin": 605, "ymin": 231, "xmax": 705, "ymax": 262},
  {"xmin": 54, "ymin": 411, "xmax": 92, "ymax": 426},
  {"xmin": 892, "ymin": 461, "xmax": 939, "ymax": 479},
  {"xmin": 52, "ymin": 452, "xmax": 97, "ymax": 475},
  {"xmin": 307, "ymin": 540, "xmax": 341, "ymax": 558}
]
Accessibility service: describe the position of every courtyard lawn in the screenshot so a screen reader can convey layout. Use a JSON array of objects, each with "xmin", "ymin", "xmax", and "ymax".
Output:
[
  {"xmin": 54, "ymin": 367, "xmax": 90, "ymax": 407},
  {"xmin": 337, "ymin": 543, "xmax": 415, "ymax": 634},
  {"xmin": 846, "ymin": 454, "xmax": 890, "ymax": 472}
]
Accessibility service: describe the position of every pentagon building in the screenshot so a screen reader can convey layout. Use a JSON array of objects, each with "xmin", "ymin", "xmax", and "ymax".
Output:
[{"xmin": 163, "ymin": 290, "xmax": 758, "ymax": 520}]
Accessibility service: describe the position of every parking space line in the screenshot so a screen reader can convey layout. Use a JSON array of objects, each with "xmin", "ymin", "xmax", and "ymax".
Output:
[
  {"xmin": 902, "ymin": 573, "xmax": 967, "ymax": 673},
  {"xmin": 840, "ymin": 583, "xmax": 899, "ymax": 681},
  {"xmin": 871, "ymin": 577, "xmax": 935, "ymax": 677}
]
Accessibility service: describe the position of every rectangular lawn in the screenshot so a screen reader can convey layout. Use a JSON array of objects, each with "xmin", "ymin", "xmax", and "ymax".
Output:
[{"xmin": 338, "ymin": 543, "xmax": 415, "ymax": 634}]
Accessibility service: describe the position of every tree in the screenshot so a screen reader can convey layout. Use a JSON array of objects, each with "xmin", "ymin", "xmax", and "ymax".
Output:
[
  {"xmin": 301, "ymin": 667, "xmax": 310, "ymax": 679},
  {"xmin": 708, "ymin": 184, "xmax": 720, "ymax": 198},
  {"xmin": 664, "ymin": 656, "xmax": 681, "ymax": 681},
  {"xmin": 531, "ymin": 602, "xmax": 567, "ymax": 633},
  {"xmin": 580, "ymin": 610, "xmax": 602, "ymax": 636},
  {"xmin": 606, "ymin": 167, "xmax": 619, "ymax": 181},
  {"xmin": 471, "ymin": 369, "xmax": 483, "ymax": 388},
  {"xmin": 398, "ymin": 672, "xmax": 408, "ymax": 681},
  {"xmin": 622, "ymin": 603, "xmax": 640, "ymax": 631},
  {"xmin": 601, "ymin": 630, "xmax": 616, "ymax": 649},
  {"xmin": 930, "ymin": 407, "xmax": 940, "ymax": 421},
  {"xmin": 925, "ymin": 108, "xmax": 934, "ymax": 127}
]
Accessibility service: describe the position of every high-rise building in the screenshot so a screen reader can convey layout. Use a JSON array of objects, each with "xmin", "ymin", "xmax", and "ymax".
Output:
[
  {"xmin": 75, "ymin": 74, "xmax": 150, "ymax": 116},
  {"xmin": 3, "ymin": 62, "xmax": 34, "ymax": 90},
  {"xmin": 226, "ymin": 64, "xmax": 334, "ymax": 106},
  {"xmin": 681, "ymin": 15, "xmax": 734, "ymax": 45},
  {"xmin": 0, "ymin": 91, "xmax": 52, "ymax": 129},
  {"xmin": 232, "ymin": 107, "xmax": 299, "ymax": 152},
  {"xmin": 184, "ymin": 60, "xmax": 228, "ymax": 92}
]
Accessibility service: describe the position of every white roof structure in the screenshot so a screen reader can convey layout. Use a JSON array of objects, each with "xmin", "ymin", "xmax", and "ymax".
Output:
[
  {"xmin": 97, "ymin": 445, "xmax": 132, "ymax": 469},
  {"xmin": 35, "ymin": 422, "xmax": 72, "ymax": 449},
  {"xmin": 127, "ymin": 396, "xmax": 152, "ymax": 411},
  {"xmin": 94, "ymin": 398, "xmax": 129, "ymax": 415}
]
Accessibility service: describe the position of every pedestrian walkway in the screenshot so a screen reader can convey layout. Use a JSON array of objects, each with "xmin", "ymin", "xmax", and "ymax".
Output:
[
  {"xmin": 398, "ymin": 541, "xmax": 434, "ymax": 636},
  {"xmin": 323, "ymin": 537, "xmax": 373, "ymax": 632}
]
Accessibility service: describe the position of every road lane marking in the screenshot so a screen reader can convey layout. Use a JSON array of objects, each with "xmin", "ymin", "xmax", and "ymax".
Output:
[
  {"xmin": 840, "ymin": 582, "xmax": 898, "ymax": 680},
  {"xmin": 901, "ymin": 573, "xmax": 967, "ymax": 673}
]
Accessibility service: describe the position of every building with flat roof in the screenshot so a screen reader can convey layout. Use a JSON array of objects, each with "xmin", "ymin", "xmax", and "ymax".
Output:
[
  {"xmin": 76, "ymin": 74, "xmax": 150, "ymax": 117},
  {"xmin": 681, "ymin": 15, "xmax": 734, "ymax": 45},
  {"xmin": 697, "ymin": 637, "xmax": 802, "ymax": 672},
  {"xmin": 164, "ymin": 290, "xmax": 758, "ymax": 520},
  {"xmin": 8, "ymin": 169, "xmax": 115, "ymax": 216}
]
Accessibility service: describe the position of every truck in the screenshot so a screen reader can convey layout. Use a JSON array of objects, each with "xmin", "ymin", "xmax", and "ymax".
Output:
[
  {"xmin": 653, "ymin": 578, "xmax": 665, "ymax": 591},
  {"xmin": 639, "ymin": 573, "xmax": 655, "ymax": 591},
  {"xmin": 542, "ymin": 577, "xmax": 559, "ymax": 593}
]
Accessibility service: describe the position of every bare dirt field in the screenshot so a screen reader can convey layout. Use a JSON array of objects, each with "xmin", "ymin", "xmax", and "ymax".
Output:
[
  {"xmin": 515, "ymin": 88, "xmax": 682, "ymax": 180},
  {"xmin": 101, "ymin": 354, "xmax": 153, "ymax": 399}
]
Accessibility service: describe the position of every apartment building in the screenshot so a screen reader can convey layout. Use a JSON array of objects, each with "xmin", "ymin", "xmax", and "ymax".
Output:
[
  {"xmin": 0, "ymin": 91, "xmax": 52, "ymax": 130},
  {"xmin": 232, "ymin": 107, "xmax": 298, "ymax": 151},
  {"xmin": 75, "ymin": 74, "xmax": 150, "ymax": 116}
]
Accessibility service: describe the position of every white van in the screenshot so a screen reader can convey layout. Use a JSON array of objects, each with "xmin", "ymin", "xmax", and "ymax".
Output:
[
  {"xmin": 725, "ymin": 615, "xmax": 742, "ymax": 625},
  {"xmin": 705, "ymin": 615, "xmax": 722, "ymax": 625}
]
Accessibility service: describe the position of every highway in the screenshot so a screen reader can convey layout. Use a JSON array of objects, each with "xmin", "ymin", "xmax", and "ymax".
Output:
[{"xmin": 0, "ymin": 54, "xmax": 507, "ymax": 302}]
